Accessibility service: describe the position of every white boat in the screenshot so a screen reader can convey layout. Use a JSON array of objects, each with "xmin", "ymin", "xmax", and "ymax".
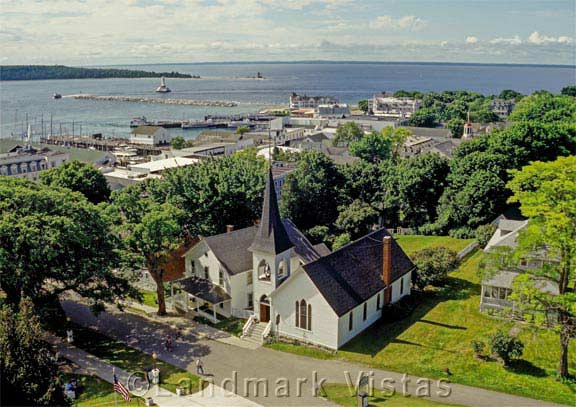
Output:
[
  {"xmin": 155, "ymin": 77, "xmax": 171, "ymax": 93},
  {"xmin": 130, "ymin": 116, "xmax": 148, "ymax": 127}
]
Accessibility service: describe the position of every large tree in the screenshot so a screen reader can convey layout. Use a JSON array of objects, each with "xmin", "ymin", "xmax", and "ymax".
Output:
[
  {"xmin": 1, "ymin": 298, "xmax": 70, "ymax": 407},
  {"xmin": 109, "ymin": 185, "xmax": 186, "ymax": 316},
  {"xmin": 509, "ymin": 93, "xmax": 576, "ymax": 123},
  {"xmin": 506, "ymin": 156, "xmax": 575, "ymax": 378},
  {"xmin": 349, "ymin": 131, "xmax": 392, "ymax": 162},
  {"xmin": 335, "ymin": 200, "xmax": 378, "ymax": 240},
  {"xmin": 0, "ymin": 177, "xmax": 136, "ymax": 313},
  {"xmin": 39, "ymin": 160, "xmax": 111, "ymax": 204},
  {"xmin": 397, "ymin": 153, "xmax": 450, "ymax": 228},
  {"xmin": 280, "ymin": 151, "xmax": 344, "ymax": 231},
  {"xmin": 332, "ymin": 121, "xmax": 364, "ymax": 146}
]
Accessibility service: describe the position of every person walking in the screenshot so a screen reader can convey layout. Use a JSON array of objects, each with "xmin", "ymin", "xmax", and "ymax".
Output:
[
  {"xmin": 195, "ymin": 358, "xmax": 204, "ymax": 375},
  {"xmin": 165, "ymin": 335, "xmax": 173, "ymax": 352}
]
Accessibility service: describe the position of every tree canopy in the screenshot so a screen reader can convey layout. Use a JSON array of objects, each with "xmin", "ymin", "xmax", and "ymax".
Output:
[
  {"xmin": 333, "ymin": 122, "xmax": 364, "ymax": 146},
  {"xmin": 39, "ymin": 160, "xmax": 111, "ymax": 204},
  {"xmin": 0, "ymin": 177, "xmax": 137, "ymax": 313}
]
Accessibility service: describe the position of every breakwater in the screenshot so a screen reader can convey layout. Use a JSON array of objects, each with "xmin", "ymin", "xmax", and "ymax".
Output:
[{"xmin": 71, "ymin": 94, "xmax": 238, "ymax": 107}]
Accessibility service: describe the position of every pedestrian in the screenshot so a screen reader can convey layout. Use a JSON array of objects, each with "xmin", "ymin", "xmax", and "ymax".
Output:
[
  {"xmin": 165, "ymin": 335, "xmax": 173, "ymax": 352},
  {"xmin": 444, "ymin": 367, "xmax": 452, "ymax": 376},
  {"xmin": 195, "ymin": 358, "xmax": 204, "ymax": 375}
]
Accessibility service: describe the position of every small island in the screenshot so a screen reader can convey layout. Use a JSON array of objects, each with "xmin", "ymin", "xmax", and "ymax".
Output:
[{"xmin": 0, "ymin": 65, "xmax": 200, "ymax": 81}]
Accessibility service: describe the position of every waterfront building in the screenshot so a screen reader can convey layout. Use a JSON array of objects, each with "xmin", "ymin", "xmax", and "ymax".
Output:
[
  {"xmin": 0, "ymin": 144, "xmax": 69, "ymax": 182},
  {"xmin": 371, "ymin": 93, "xmax": 421, "ymax": 119},
  {"xmin": 289, "ymin": 93, "xmax": 339, "ymax": 109},
  {"xmin": 174, "ymin": 170, "xmax": 414, "ymax": 349},
  {"xmin": 315, "ymin": 104, "xmax": 350, "ymax": 118},
  {"xmin": 130, "ymin": 126, "xmax": 172, "ymax": 146}
]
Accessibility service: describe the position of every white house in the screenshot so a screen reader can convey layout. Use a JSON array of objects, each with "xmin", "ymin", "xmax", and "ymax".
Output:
[
  {"xmin": 371, "ymin": 93, "xmax": 421, "ymax": 119},
  {"xmin": 175, "ymin": 169, "xmax": 415, "ymax": 349},
  {"xmin": 130, "ymin": 126, "xmax": 172, "ymax": 146},
  {"xmin": 0, "ymin": 144, "xmax": 69, "ymax": 182}
]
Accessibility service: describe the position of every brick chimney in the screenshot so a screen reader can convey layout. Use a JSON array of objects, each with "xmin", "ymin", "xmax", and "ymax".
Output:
[
  {"xmin": 226, "ymin": 225, "xmax": 234, "ymax": 233},
  {"xmin": 382, "ymin": 235, "xmax": 392, "ymax": 305}
]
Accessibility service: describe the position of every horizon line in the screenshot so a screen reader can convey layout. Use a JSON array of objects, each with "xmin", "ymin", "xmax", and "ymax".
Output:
[{"xmin": 2, "ymin": 60, "xmax": 575, "ymax": 69}]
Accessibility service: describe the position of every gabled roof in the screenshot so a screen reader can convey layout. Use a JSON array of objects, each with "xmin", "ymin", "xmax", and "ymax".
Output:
[
  {"xmin": 248, "ymin": 168, "xmax": 293, "ymax": 254},
  {"xmin": 282, "ymin": 219, "xmax": 326, "ymax": 264},
  {"xmin": 302, "ymin": 228, "xmax": 415, "ymax": 317},
  {"xmin": 204, "ymin": 226, "xmax": 258, "ymax": 275}
]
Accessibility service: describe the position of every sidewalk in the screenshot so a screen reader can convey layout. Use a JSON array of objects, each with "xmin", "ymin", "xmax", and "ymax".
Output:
[
  {"xmin": 125, "ymin": 301, "xmax": 260, "ymax": 350},
  {"xmin": 46, "ymin": 333, "xmax": 263, "ymax": 407}
]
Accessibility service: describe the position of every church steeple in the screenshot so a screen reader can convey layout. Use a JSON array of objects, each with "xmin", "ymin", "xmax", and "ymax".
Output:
[{"xmin": 249, "ymin": 167, "xmax": 293, "ymax": 254}]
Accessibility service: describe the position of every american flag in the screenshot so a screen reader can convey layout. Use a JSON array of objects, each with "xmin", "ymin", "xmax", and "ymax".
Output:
[{"xmin": 113, "ymin": 374, "xmax": 131, "ymax": 402}]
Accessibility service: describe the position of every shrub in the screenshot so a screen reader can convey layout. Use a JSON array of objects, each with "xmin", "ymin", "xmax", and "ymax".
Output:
[
  {"xmin": 412, "ymin": 247, "xmax": 460, "ymax": 289},
  {"xmin": 471, "ymin": 340, "xmax": 486, "ymax": 356},
  {"xmin": 475, "ymin": 224, "xmax": 496, "ymax": 248},
  {"xmin": 332, "ymin": 233, "xmax": 351, "ymax": 250},
  {"xmin": 489, "ymin": 330, "xmax": 524, "ymax": 366},
  {"xmin": 449, "ymin": 226, "xmax": 475, "ymax": 239}
]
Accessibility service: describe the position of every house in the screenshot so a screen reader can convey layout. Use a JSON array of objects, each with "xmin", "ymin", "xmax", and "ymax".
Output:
[
  {"xmin": 401, "ymin": 136, "xmax": 434, "ymax": 158},
  {"xmin": 0, "ymin": 144, "xmax": 69, "ymax": 182},
  {"xmin": 289, "ymin": 93, "xmax": 339, "ymax": 109},
  {"xmin": 371, "ymin": 93, "xmax": 421, "ymax": 119},
  {"xmin": 174, "ymin": 169, "xmax": 414, "ymax": 349},
  {"xmin": 130, "ymin": 126, "xmax": 172, "ymax": 146},
  {"xmin": 490, "ymin": 99, "xmax": 515, "ymax": 120},
  {"xmin": 480, "ymin": 211, "xmax": 559, "ymax": 314}
]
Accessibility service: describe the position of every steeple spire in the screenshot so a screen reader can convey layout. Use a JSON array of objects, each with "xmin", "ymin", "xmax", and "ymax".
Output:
[{"xmin": 249, "ymin": 167, "xmax": 293, "ymax": 254}]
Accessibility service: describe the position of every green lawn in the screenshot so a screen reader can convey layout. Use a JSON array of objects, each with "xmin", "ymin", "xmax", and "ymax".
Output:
[
  {"xmin": 138, "ymin": 290, "xmax": 158, "ymax": 308},
  {"xmin": 268, "ymin": 250, "xmax": 576, "ymax": 405},
  {"xmin": 214, "ymin": 317, "xmax": 245, "ymax": 337},
  {"xmin": 395, "ymin": 235, "xmax": 475, "ymax": 255},
  {"xmin": 64, "ymin": 324, "xmax": 204, "ymax": 395},
  {"xmin": 324, "ymin": 384, "xmax": 467, "ymax": 407},
  {"xmin": 62, "ymin": 374, "xmax": 144, "ymax": 407}
]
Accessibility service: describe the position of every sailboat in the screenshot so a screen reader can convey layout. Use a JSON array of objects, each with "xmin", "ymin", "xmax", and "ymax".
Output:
[{"xmin": 155, "ymin": 77, "xmax": 171, "ymax": 93}]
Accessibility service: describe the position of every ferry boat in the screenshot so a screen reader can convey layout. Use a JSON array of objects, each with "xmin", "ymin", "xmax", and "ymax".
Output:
[
  {"xmin": 130, "ymin": 116, "xmax": 148, "ymax": 127},
  {"xmin": 155, "ymin": 77, "xmax": 171, "ymax": 93}
]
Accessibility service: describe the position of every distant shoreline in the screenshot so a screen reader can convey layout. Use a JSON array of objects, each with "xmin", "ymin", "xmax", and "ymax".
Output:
[{"xmin": 0, "ymin": 65, "xmax": 201, "ymax": 81}]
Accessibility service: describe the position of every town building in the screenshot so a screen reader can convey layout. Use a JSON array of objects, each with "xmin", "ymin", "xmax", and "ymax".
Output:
[
  {"xmin": 289, "ymin": 93, "xmax": 339, "ymax": 109},
  {"xmin": 401, "ymin": 136, "xmax": 435, "ymax": 158},
  {"xmin": 0, "ymin": 144, "xmax": 69, "ymax": 182},
  {"xmin": 130, "ymin": 126, "xmax": 172, "ymax": 146},
  {"xmin": 315, "ymin": 104, "xmax": 350, "ymax": 118},
  {"xmin": 371, "ymin": 93, "xmax": 421, "ymax": 119},
  {"xmin": 490, "ymin": 99, "xmax": 516, "ymax": 120},
  {"xmin": 480, "ymin": 211, "xmax": 559, "ymax": 316},
  {"xmin": 174, "ymin": 169, "xmax": 414, "ymax": 349}
]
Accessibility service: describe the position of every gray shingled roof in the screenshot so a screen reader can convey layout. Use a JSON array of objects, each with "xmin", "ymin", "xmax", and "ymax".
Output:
[
  {"xmin": 176, "ymin": 276, "xmax": 231, "ymax": 303},
  {"xmin": 302, "ymin": 228, "xmax": 415, "ymax": 316},
  {"xmin": 204, "ymin": 226, "xmax": 257, "ymax": 275},
  {"xmin": 248, "ymin": 168, "xmax": 293, "ymax": 254},
  {"xmin": 282, "ymin": 219, "xmax": 326, "ymax": 264}
]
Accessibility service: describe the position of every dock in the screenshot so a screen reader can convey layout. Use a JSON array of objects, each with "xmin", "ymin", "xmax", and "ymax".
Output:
[{"xmin": 40, "ymin": 135, "xmax": 164, "ymax": 156}]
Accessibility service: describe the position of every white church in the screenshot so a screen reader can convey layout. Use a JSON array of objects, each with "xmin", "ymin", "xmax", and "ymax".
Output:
[{"xmin": 174, "ymin": 169, "xmax": 415, "ymax": 350}]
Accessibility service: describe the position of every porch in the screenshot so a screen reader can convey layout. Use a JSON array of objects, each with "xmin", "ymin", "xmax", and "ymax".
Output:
[{"xmin": 172, "ymin": 276, "xmax": 232, "ymax": 324}]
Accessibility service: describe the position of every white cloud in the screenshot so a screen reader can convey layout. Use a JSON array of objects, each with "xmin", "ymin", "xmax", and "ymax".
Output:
[
  {"xmin": 489, "ymin": 35, "xmax": 522, "ymax": 45},
  {"xmin": 465, "ymin": 36, "xmax": 478, "ymax": 44},
  {"xmin": 527, "ymin": 31, "xmax": 573, "ymax": 45},
  {"xmin": 369, "ymin": 15, "xmax": 426, "ymax": 31}
]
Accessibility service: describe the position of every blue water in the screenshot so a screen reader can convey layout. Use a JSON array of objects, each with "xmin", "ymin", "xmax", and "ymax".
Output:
[{"xmin": 1, "ymin": 62, "xmax": 574, "ymax": 140}]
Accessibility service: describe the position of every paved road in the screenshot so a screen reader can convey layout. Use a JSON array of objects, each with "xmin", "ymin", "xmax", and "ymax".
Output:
[{"xmin": 62, "ymin": 301, "xmax": 567, "ymax": 407}]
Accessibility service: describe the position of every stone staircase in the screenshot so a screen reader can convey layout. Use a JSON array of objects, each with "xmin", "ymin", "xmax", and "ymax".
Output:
[{"xmin": 242, "ymin": 322, "xmax": 267, "ymax": 345}]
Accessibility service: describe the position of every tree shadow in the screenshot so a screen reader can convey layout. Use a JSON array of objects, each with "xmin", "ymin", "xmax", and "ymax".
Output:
[
  {"xmin": 419, "ymin": 319, "xmax": 467, "ymax": 330},
  {"xmin": 506, "ymin": 360, "xmax": 548, "ymax": 378}
]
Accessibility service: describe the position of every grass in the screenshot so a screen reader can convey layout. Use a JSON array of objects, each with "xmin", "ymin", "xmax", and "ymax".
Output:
[
  {"xmin": 323, "ymin": 384, "xmax": 467, "ymax": 407},
  {"xmin": 64, "ymin": 323, "xmax": 204, "ymax": 394},
  {"xmin": 395, "ymin": 235, "xmax": 475, "ymax": 256},
  {"xmin": 268, "ymin": 250, "xmax": 576, "ymax": 405},
  {"xmin": 62, "ymin": 374, "xmax": 144, "ymax": 407},
  {"xmin": 213, "ymin": 317, "xmax": 245, "ymax": 337},
  {"xmin": 138, "ymin": 290, "xmax": 158, "ymax": 308}
]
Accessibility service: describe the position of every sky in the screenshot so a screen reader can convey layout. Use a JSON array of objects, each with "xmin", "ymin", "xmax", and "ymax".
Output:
[{"xmin": 1, "ymin": 0, "xmax": 575, "ymax": 66}]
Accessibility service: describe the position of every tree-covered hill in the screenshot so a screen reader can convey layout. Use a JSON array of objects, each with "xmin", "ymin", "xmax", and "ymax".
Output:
[{"xmin": 0, "ymin": 65, "xmax": 200, "ymax": 81}]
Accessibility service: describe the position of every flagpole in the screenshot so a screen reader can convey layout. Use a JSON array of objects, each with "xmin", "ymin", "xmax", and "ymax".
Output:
[{"xmin": 113, "ymin": 367, "xmax": 118, "ymax": 407}]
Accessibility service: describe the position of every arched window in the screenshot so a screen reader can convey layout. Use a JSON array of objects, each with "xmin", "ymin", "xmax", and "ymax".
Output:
[
  {"xmin": 295, "ymin": 301, "xmax": 299, "ymax": 327},
  {"xmin": 295, "ymin": 300, "xmax": 311, "ymax": 331},
  {"xmin": 300, "ymin": 300, "xmax": 307, "ymax": 329},
  {"xmin": 258, "ymin": 259, "xmax": 271, "ymax": 281}
]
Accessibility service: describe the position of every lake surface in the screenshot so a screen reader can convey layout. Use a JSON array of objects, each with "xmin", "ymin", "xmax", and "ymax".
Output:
[{"xmin": 1, "ymin": 62, "xmax": 574, "ymax": 141}]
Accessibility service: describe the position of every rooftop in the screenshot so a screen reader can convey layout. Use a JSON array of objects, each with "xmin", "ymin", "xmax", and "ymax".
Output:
[{"xmin": 131, "ymin": 126, "xmax": 163, "ymax": 135}]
